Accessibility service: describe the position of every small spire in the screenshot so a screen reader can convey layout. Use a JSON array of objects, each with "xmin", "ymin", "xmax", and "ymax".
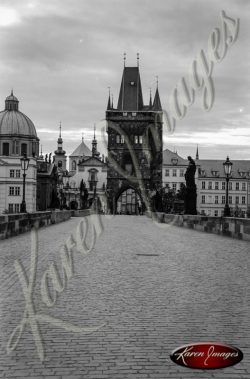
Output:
[
  {"xmin": 82, "ymin": 132, "xmax": 84, "ymax": 142},
  {"xmin": 111, "ymin": 94, "xmax": 114, "ymax": 109},
  {"xmin": 156, "ymin": 75, "xmax": 158, "ymax": 89},
  {"xmin": 123, "ymin": 52, "xmax": 126, "ymax": 67},
  {"xmin": 196, "ymin": 145, "xmax": 199, "ymax": 160},
  {"xmin": 94, "ymin": 124, "xmax": 96, "ymax": 139},
  {"xmin": 107, "ymin": 87, "xmax": 111, "ymax": 110},
  {"xmin": 11, "ymin": 89, "xmax": 13, "ymax": 96},
  {"xmin": 59, "ymin": 121, "xmax": 62, "ymax": 138},
  {"xmin": 152, "ymin": 82, "xmax": 162, "ymax": 111},
  {"xmin": 149, "ymin": 88, "xmax": 152, "ymax": 108},
  {"xmin": 137, "ymin": 52, "xmax": 139, "ymax": 67}
]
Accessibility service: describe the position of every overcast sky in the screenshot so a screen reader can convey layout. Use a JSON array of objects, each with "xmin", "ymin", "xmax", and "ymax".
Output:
[{"xmin": 0, "ymin": 0, "xmax": 249, "ymax": 160}]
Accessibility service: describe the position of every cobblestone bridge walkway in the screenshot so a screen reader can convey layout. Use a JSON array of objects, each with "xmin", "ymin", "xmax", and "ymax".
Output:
[{"xmin": 0, "ymin": 215, "xmax": 250, "ymax": 379}]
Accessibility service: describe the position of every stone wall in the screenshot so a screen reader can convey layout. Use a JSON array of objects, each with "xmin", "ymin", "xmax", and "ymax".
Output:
[
  {"xmin": 152, "ymin": 212, "xmax": 250, "ymax": 241},
  {"xmin": 0, "ymin": 210, "xmax": 71, "ymax": 240}
]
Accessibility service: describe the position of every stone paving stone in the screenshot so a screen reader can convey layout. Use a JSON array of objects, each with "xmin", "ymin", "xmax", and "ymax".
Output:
[{"xmin": 0, "ymin": 215, "xmax": 250, "ymax": 378}]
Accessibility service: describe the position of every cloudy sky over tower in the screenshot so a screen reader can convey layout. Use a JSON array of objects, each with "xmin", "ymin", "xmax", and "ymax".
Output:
[{"xmin": 0, "ymin": 0, "xmax": 249, "ymax": 159}]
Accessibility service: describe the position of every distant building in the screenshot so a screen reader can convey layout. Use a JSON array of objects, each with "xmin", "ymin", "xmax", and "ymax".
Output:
[
  {"xmin": 37, "ymin": 150, "xmax": 59, "ymax": 211},
  {"xmin": 0, "ymin": 92, "xmax": 39, "ymax": 213},
  {"xmin": 62, "ymin": 129, "xmax": 107, "ymax": 211},
  {"xmin": 197, "ymin": 159, "xmax": 250, "ymax": 217},
  {"xmin": 162, "ymin": 149, "xmax": 188, "ymax": 192},
  {"xmin": 162, "ymin": 147, "xmax": 250, "ymax": 217},
  {"xmin": 106, "ymin": 60, "xmax": 163, "ymax": 214}
]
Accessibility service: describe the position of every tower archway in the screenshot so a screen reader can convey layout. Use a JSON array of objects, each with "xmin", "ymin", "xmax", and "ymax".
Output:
[{"xmin": 116, "ymin": 187, "xmax": 142, "ymax": 215}]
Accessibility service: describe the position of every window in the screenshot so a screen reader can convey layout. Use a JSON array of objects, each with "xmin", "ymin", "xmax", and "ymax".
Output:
[
  {"xmin": 229, "ymin": 196, "xmax": 232, "ymax": 204},
  {"xmin": 15, "ymin": 140, "xmax": 19, "ymax": 154},
  {"xmin": 229, "ymin": 182, "xmax": 232, "ymax": 190},
  {"xmin": 116, "ymin": 134, "xmax": 121, "ymax": 144},
  {"xmin": 121, "ymin": 135, "xmax": 125, "ymax": 144},
  {"xmin": 21, "ymin": 143, "xmax": 27, "ymax": 155},
  {"xmin": 173, "ymin": 169, "xmax": 177, "ymax": 177},
  {"xmin": 202, "ymin": 181, "xmax": 206, "ymax": 189},
  {"xmin": 134, "ymin": 135, "xmax": 138, "ymax": 144},
  {"xmin": 9, "ymin": 187, "xmax": 14, "ymax": 196},
  {"xmin": 10, "ymin": 169, "xmax": 15, "ymax": 178},
  {"xmin": 58, "ymin": 160, "xmax": 62, "ymax": 168},
  {"xmin": 123, "ymin": 112, "xmax": 127, "ymax": 116},
  {"xmin": 132, "ymin": 112, "xmax": 137, "ymax": 116},
  {"xmin": 236, "ymin": 182, "xmax": 239, "ymax": 190},
  {"xmin": 214, "ymin": 210, "xmax": 218, "ymax": 216},
  {"xmin": 235, "ymin": 196, "xmax": 239, "ymax": 204},
  {"xmin": 72, "ymin": 160, "xmax": 76, "ymax": 170},
  {"xmin": 208, "ymin": 181, "xmax": 212, "ymax": 190},
  {"xmin": 139, "ymin": 135, "xmax": 143, "ymax": 144},
  {"xmin": 14, "ymin": 204, "xmax": 20, "ymax": 213},
  {"xmin": 172, "ymin": 183, "xmax": 177, "ymax": 192},
  {"xmin": 165, "ymin": 169, "xmax": 169, "ymax": 177},
  {"xmin": 8, "ymin": 204, "xmax": 14, "ymax": 213},
  {"xmin": 16, "ymin": 170, "xmax": 20, "ymax": 178},
  {"xmin": 242, "ymin": 182, "xmax": 246, "ymax": 191},
  {"xmin": 3, "ymin": 142, "xmax": 9, "ymax": 156},
  {"xmin": 180, "ymin": 169, "xmax": 185, "ymax": 177},
  {"xmin": 242, "ymin": 196, "xmax": 246, "ymax": 205},
  {"xmin": 201, "ymin": 195, "xmax": 205, "ymax": 204},
  {"xmin": 222, "ymin": 196, "xmax": 225, "ymax": 204},
  {"xmin": 215, "ymin": 182, "xmax": 219, "ymax": 190},
  {"xmin": 15, "ymin": 187, "xmax": 20, "ymax": 196},
  {"xmin": 215, "ymin": 195, "xmax": 218, "ymax": 204},
  {"xmin": 222, "ymin": 182, "xmax": 225, "ymax": 190}
]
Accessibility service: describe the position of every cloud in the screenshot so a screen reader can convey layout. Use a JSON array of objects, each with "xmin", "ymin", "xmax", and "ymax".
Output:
[{"xmin": 0, "ymin": 0, "xmax": 249, "ymax": 160}]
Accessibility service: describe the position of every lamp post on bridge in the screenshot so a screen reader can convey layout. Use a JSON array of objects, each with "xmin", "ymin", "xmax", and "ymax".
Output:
[
  {"xmin": 223, "ymin": 156, "xmax": 233, "ymax": 217},
  {"xmin": 20, "ymin": 153, "xmax": 30, "ymax": 213}
]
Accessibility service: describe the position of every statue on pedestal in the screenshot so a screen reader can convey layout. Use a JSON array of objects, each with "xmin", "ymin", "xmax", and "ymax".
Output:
[{"xmin": 184, "ymin": 156, "xmax": 197, "ymax": 215}]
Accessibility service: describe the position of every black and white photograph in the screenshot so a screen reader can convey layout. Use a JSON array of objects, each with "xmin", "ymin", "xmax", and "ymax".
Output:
[{"xmin": 0, "ymin": 0, "xmax": 250, "ymax": 378}]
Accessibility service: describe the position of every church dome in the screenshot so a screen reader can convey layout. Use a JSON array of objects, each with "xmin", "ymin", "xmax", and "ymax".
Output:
[{"xmin": 0, "ymin": 91, "xmax": 37, "ymax": 138}]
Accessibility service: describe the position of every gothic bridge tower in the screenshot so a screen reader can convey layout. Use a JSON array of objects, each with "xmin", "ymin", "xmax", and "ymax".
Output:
[{"xmin": 106, "ymin": 58, "xmax": 163, "ymax": 214}]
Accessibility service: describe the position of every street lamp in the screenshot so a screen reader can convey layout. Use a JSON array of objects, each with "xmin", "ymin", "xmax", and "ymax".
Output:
[
  {"xmin": 223, "ymin": 156, "xmax": 233, "ymax": 217},
  {"xmin": 20, "ymin": 153, "xmax": 30, "ymax": 213}
]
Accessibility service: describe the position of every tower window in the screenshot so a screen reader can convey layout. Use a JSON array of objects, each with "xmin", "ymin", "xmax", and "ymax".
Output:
[
  {"xmin": 58, "ymin": 160, "xmax": 62, "ymax": 168},
  {"xmin": 3, "ymin": 142, "xmax": 9, "ymax": 156}
]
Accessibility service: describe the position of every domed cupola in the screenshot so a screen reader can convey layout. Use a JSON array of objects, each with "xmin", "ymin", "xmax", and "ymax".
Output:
[
  {"xmin": 5, "ymin": 90, "xmax": 19, "ymax": 111},
  {"xmin": 0, "ymin": 91, "xmax": 39, "ymax": 157}
]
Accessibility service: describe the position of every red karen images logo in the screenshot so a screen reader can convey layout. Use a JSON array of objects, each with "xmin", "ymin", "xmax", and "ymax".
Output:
[{"xmin": 170, "ymin": 342, "xmax": 243, "ymax": 369}]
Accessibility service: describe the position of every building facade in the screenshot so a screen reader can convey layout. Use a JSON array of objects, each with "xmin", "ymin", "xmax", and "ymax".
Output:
[
  {"xmin": 162, "ymin": 147, "xmax": 250, "ymax": 217},
  {"xmin": 0, "ymin": 92, "xmax": 39, "ymax": 213},
  {"xmin": 197, "ymin": 159, "xmax": 250, "ymax": 217},
  {"xmin": 106, "ymin": 63, "xmax": 163, "ymax": 214},
  {"xmin": 62, "ymin": 131, "xmax": 107, "ymax": 211}
]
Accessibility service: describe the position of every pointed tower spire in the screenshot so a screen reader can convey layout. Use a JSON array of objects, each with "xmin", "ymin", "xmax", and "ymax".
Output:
[
  {"xmin": 149, "ymin": 88, "xmax": 152, "ymax": 109},
  {"xmin": 123, "ymin": 52, "xmax": 126, "ymax": 67},
  {"xmin": 59, "ymin": 121, "xmax": 62, "ymax": 138},
  {"xmin": 196, "ymin": 145, "xmax": 199, "ymax": 160},
  {"xmin": 92, "ymin": 124, "xmax": 98, "ymax": 157},
  {"xmin": 111, "ymin": 94, "xmax": 114, "ymax": 109},
  {"xmin": 107, "ymin": 87, "xmax": 111, "ymax": 110},
  {"xmin": 82, "ymin": 132, "xmax": 84, "ymax": 142},
  {"xmin": 153, "ymin": 76, "xmax": 162, "ymax": 111}
]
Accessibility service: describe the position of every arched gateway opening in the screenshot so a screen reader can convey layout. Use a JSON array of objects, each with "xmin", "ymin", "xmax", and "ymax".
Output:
[{"xmin": 116, "ymin": 188, "xmax": 142, "ymax": 215}]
